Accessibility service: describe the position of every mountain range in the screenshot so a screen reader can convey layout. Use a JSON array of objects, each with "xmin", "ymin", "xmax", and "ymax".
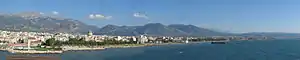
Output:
[
  {"xmin": 0, "ymin": 12, "xmax": 300, "ymax": 38},
  {"xmin": 0, "ymin": 12, "xmax": 98, "ymax": 33},
  {"xmin": 95, "ymin": 23, "xmax": 233, "ymax": 36},
  {"xmin": 239, "ymin": 32, "xmax": 300, "ymax": 39}
]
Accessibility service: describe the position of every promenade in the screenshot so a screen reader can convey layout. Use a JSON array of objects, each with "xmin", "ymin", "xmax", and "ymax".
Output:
[
  {"xmin": 7, "ymin": 49, "xmax": 63, "ymax": 54},
  {"xmin": 62, "ymin": 46, "xmax": 105, "ymax": 51}
]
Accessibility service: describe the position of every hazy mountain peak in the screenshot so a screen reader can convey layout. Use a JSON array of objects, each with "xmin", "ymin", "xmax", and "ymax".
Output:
[
  {"xmin": 0, "ymin": 13, "xmax": 99, "ymax": 33},
  {"xmin": 144, "ymin": 23, "xmax": 164, "ymax": 26},
  {"xmin": 103, "ymin": 24, "xmax": 119, "ymax": 28},
  {"xmin": 97, "ymin": 23, "xmax": 233, "ymax": 36},
  {"xmin": 13, "ymin": 11, "xmax": 43, "ymax": 17}
]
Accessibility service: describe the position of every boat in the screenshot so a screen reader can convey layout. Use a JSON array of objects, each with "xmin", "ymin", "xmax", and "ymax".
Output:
[{"xmin": 211, "ymin": 41, "xmax": 227, "ymax": 44}]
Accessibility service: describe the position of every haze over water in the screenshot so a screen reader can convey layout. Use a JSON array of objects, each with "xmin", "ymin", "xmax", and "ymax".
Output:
[{"xmin": 1, "ymin": 40, "xmax": 300, "ymax": 60}]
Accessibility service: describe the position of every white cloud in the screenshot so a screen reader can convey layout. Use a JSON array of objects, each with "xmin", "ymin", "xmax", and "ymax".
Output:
[
  {"xmin": 89, "ymin": 14, "xmax": 112, "ymax": 20},
  {"xmin": 133, "ymin": 12, "xmax": 148, "ymax": 19},
  {"xmin": 52, "ymin": 11, "xmax": 59, "ymax": 15},
  {"xmin": 39, "ymin": 12, "xmax": 44, "ymax": 15}
]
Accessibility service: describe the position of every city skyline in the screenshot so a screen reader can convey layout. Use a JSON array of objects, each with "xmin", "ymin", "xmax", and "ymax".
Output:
[{"xmin": 0, "ymin": 0, "xmax": 300, "ymax": 33}]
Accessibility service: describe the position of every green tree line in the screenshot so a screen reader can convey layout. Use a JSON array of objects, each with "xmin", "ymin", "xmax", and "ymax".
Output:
[{"xmin": 42, "ymin": 37, "xmax": 137, "ymax": 47}]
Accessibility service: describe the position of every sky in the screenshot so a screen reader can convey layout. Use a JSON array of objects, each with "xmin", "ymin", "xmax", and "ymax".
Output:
[{"xmin": 0, "ymin": 0, "xmax": 300, "ymax": 33}]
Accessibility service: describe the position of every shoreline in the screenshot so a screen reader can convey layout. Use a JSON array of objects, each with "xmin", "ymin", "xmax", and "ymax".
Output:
[
  {"xmin": 0, "ymin": 41, "xmax": 220, "ymax": 54},
  {"xmin": 7, "ymin": 49, "xmax": 63, "ymax": 54}
]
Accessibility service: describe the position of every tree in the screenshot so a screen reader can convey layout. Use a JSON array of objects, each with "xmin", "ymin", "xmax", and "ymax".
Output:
[
  {"xmin": 45, "ymin": 38, "xmax": 56, "ymax": 46},
  {"xmin": 17, "ymin": 39, "xmax": 24, "ymax": 43},
  {"xmin": 53, "ymin": 41, "xmax": 62, "ymax": 48},
  {"xmin": 79, "ymin": 37, "xmax": 85, "ymax": 41}
]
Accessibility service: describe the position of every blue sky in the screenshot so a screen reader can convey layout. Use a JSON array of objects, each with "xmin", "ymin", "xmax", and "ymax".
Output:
[{"xmin": 0, "ymin": 0, "xmax": 300, "ymax": 33}]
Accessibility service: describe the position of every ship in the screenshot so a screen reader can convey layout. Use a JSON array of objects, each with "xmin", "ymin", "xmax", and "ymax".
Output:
[
  {"xmin": 211, "ymin": 41, "xmax": 227, "ymax": 44},
  {"xmin": 211, "ymin": 40, "xmax": 229, "ymax": 44}
]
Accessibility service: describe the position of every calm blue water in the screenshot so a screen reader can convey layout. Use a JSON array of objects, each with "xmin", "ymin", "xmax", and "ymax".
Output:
[{"xmin": 2, "ymin": 40, "xmax": 300, "ymax": 60}]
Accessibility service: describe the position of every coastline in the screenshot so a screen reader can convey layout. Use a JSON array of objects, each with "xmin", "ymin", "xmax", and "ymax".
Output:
[
  {"xmin": 0, "ymin": 41, "xmax": 217, "ymax": 54},
  {"xmin": 7, "ymin": 49, "xmax": 63, "ymax": 54},
  {"xmin": 100, "ymin": 41, "xmax": 210, "ymax": 49}
]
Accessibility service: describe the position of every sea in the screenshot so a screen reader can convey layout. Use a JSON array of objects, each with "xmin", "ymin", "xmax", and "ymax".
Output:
[{"xmin": 1, "ymin": 39, "xmax": 300, "ymax": 60}]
